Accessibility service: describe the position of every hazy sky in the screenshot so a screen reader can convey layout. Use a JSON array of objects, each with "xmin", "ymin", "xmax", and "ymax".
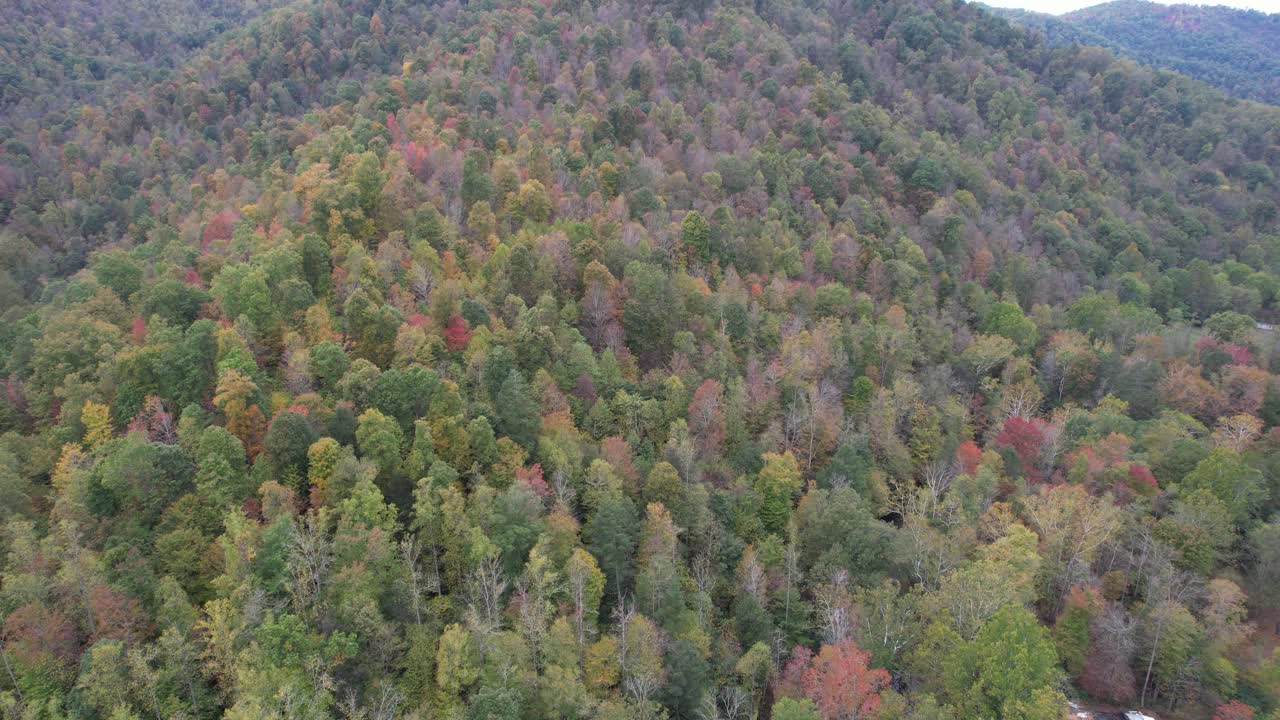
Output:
[{"xmin": 980, "ymin": 0, "xmax": 1280, "ymax": 13}]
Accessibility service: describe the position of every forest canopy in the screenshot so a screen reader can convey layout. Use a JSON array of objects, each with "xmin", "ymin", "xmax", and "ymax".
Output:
[{"xmin": 0, "ymin": 0, "xmax": 1279, "ymax": 718}]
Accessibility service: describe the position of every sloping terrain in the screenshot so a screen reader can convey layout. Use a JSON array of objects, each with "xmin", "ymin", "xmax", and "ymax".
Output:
[
  {"xmin": 989, "ymin": 0, "xmax": 1280, "ymax": 104},
  {"xmin": 0, "ymin": 0, "xmax": 1277, "ymax": 718}
]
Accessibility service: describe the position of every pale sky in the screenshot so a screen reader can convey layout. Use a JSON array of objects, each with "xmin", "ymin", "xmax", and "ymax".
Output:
[{"xmin": 980, "ymin": 0, "xmax": 1280, "ymax": 13}]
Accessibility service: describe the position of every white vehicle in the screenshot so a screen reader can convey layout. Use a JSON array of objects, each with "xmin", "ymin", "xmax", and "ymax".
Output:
[{"xmin": 1065, "ymin": 705, "xmax": 1159, "ymax": 720}]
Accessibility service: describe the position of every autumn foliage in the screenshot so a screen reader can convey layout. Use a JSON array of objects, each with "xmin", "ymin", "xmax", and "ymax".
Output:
[{"xmin": 801, "ymin": 641, "xmax": 890, "ymax": 720}]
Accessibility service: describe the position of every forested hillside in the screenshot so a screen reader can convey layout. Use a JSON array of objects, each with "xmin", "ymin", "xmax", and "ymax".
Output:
[
  {"xmin": 989, "ymin": 0, "xmax": 1280, "ymax": 105},
  {"xmin": 0, "ymin": 0, "xmax": 293, "ymax": 117},
  {"xmin": 1, "ymin": 0, "xmax": 1280, "ymax": 718}
]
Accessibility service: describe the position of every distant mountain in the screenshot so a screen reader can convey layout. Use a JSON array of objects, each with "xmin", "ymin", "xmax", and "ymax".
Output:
[
  {"xmin": 987, "ymin": 0, "xmax": 1280, "ymax": 104},
  {"xmin": 0, "ymin": 0, "xmax": 289, "ymax": 116}
]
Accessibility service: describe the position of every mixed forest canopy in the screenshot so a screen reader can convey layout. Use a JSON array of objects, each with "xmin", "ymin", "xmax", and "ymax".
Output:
[
  {"xmin": 0, "ymin": 0, "xmax": 1279, "ymax": 718},
  {"xmin": 987, "ymin": 0, "xmax": 1280, "ymax": 105}
]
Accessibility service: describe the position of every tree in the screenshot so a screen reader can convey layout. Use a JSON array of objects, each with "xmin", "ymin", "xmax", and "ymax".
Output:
[
  {"xmin": 619, "ymin": 611, "xmax": 665, "ymax": 713},
  {"xmin": 517, "ymin": 180, "xmax": 552, "ymax": 224},
  {"xmin": 818, "ymin": 438, "xmax": 874, "ymax": 496},
  {"xmin": 642, "ymin": 462, "xmax": 683, "ymax": 528},
  {"xmin": 636, "ymin": 502, "xmax": 684, "ymax": 627},
  {"xmin": 211, "ymin": 263, "xmax": 275, "ymax": 331},
  {"xmin": 94, "ymin": 434, "xmax": 194, "ymax": 522},
  {"xmin": 467, "ymin": 686, "xmax": 521, "ymax": 720},
  {"xmin": 357, "ymin": 408, "xmax": 405, "ymax": 478},
  {"xmin": 1155, "ymin": 488, "xmax": 1236, "ymax": 574},
  {"xmin": 1139, "ymin": 600, "xmax": 1203, "ymax": 707},
  {"xmin": 1211, "ymin": 414, "xmax": 1263, "ymax": 454},
  {"xmin": 1248, "ymin": 520, "xmax": 1280, "ymax": 607},
  {"xmin": 962, "ymin": 334, "xmax": 1017, "ymax": 378},
  {"xmin": 309, "ymin": 341, "xmax": 349, "ymax": 390},
  {"xmin": 773, "ymin": 698, "xmax": 822, "ymax": 720},
  {"xmin": 1023, "ymin": 484, "xmax": 1121, "ymax": 609},
  {"xmin": 802, "ymin": 640, "xmax": 890, "ymax": 720},
  {"xmin": 195, "ymin": 425, "xmax": 250, "ymax": 505},
  {"xmin": 946, "ymin": 605, "xmax": 1064, "ymax": 719},
  {"xmin": 344, "ymin": 290, "xmax": 402, "ymax": 367},
  {"xmin": 622, "ymin": 262, "xmax": 674, "ymax": 364},
  {"xmin": 93, "ymin": 250, "xmax": 143, "ymax": 300},
  {"xmin": 262, "ymin": 410, "xmax": 317, "ymax": 480},
  {"xmin": 443, "ymin": 316, "xmax": 471, "ymax": 352},
  {"xmin": 350, "ymin": 148, "xmax": 384, "ymax": 210},
  {"xmin": 1205, "ymin": 311, "xmax": 1255, "ymax": 344},
  {"xmin": 104, "ymin": 646, "xmax": 152, "ymax": 717},
  {"xmin": 931, "ymin": 525, "xmax": 1041, "ymax": 638},
  {"xmin": 371, "ymin": 365, "xmax": 439, "ymax": 431},
  {"xmin": 1179, "ymin": 448, "xmax": 1265, "ymax": 528},
  {"xmin": 687, "ymin": 379, "xmax": 725, "ymax": 461},
  {"xmin": 796, "ymin": 485, "xmax": 894, "ymax": 583},
  {"xmin": 854, "ymin": 580, "xmax": 922, "ymax": 673},
  {"xmin": 461, "ymin": 148, "xmax": 493, "ymax": 212},
  {"xmin": 214, "ymin": 369, "xmax": 266, "ymax": 459},
  {"xmin": 756, "ymin": 451, "xmax": 803, "ymax": 535},
  {"xmin": 565, "ymin": 548, "xmax": 606, "ymax": 652},
  {"xmin": 1081, "ymin": 604, "xmax": 1137, "ymax": 704},
  {"xmin": 436, "ymin": 623, "xmax": 479, "ymax": 703},
  {"xmin": 585, "ymin": 492, "xmax": 639, "ymax": 600},
  {"xmin": 3, "ymin": 603, "xmax": 79, "ymax": 667},
  {"xmin": 83, "ymin": 399, "xmax": 113, "ymax": 448},
  {"xmin": 494, "ymin": 369, "xmax": 540, "ymax": 448},
  {"xmin": 681, "ymin": 211, "xmax": 710, "ymax": 263},
  {"xmin": 1213, "ymin": 702, "xmax": 1256, "ymax": 720},
  {"xmin": 141, "ymin": 279, "xmax": 210, "ymax": 327},
  {"xmin": 661, "ymin": 639, "xmax": 709, "ymax": 719},
  {"xmin": 995, "ymin": 416, "xmax": 1047, "ymax": 482},
  {"xmin": 982, "ymin": 302, "xmax": 1038, "ymax": 352}
]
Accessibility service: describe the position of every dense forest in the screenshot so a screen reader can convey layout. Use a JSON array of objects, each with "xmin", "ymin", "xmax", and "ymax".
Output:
[
  {"xmin": 988, "ymin": 0, "xmax": 1280, "ymax": 105},
  {"xmin": 0, "ymin": 0, "xmax": 1279, "ymax": 718}
]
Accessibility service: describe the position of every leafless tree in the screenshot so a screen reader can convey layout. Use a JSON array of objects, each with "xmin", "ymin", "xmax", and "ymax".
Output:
[
  {"xmin": 697, "ymin": 686, "xmax": 751, "ymax": 720},
  {"xmin": 338, "ymin": 683, "xmax": 403, "ymax": 720},
  {"xmin": 288, "ymin": 513, "xmax": 333, "ymax": 623},
  {"xmin": 552, "ymin": 469, "xmax": 576, "ymax": 508},
  {"xmin": 399, "ymin": 537, "xmax": 435, "ymax": 626},
  {"xmin": 815, "ymin": 570, "xmax": 854, "ymax": 645},
  {"xmin": 1132, "ymin": 538, "xmax": 1203, "ymax": 707},
  {"xmin": 782, "ymin": 531, "xmax": 802, "ymax": 630},
  {"xmin": 691, "ymin": 552, "xmax": 717, "ymax": 626},
  {"xmin": 515, "ymin": 559, "xmax": 559, "ymax": 670},
  {"xmin": 408, "ymin": 262, "xmax": 434, "ymax": 305},
  {"xmin": 467, "ymin": 554, "xmax": 507, "ymax": 635}
]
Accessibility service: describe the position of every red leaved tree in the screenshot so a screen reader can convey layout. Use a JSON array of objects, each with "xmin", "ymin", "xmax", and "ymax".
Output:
[
  {"xmin": 516, "ymin": 463, "xmax": 551, "ymax": 499},
  {"xmin": 402, "ymin": 141, "xmax": 430, "ymax": 181},
  {"xmin": 1128, "ymin": 464, "xmax": 1158, "ymax": 495},
  {"xmin": 995, "ymin": 415, "xmax": 1047, "ymax": 483},
  {"xmin": 776, "ymin": 645, "xmax": 813, "ymax": 699},
  {"xmin": 443, "ymin": 316, "xmax": 471, "ymax": 352},
  {"xmin": 802, "ymin": 640, "xmax": 889, "ymax": 720},
  {"xmin": 2, "ymin": 603, "xmax": 79, "ymax": 666},
  {"xmin": 131, "ymin": 316, "xmax": 147, "ymax": 344},
  {"xmin": 955, "ymin": 439, "xmax": 982, "ymax": 476},
  {"xmin": 88, "ymin": 584, "xmax": 148, "ymax": 645},
  {"xmin": 687, "ymin": 379, "xmax": 725, "ymax": 458},
  {"xmin": 201, "ymin": 209, "xmax": 237, "ymax": 249},
  {"xmin": 600, "ymin": 436, "xmax": 641, "ymax": 494},
  {"xmin": 1213, "ymin": 702, "xmax": 1255, "ymax": 720}
]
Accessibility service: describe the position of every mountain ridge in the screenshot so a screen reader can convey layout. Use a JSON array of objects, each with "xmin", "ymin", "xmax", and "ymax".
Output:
[{"xmin": 986, "ymin": 0, "xmax": 1280, "ymax": 103}]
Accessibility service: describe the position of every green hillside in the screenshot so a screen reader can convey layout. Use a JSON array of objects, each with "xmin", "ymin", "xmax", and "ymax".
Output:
[{"xmin": 989, "ymin": 0, "xmax": 1280, "ymax": 104}]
